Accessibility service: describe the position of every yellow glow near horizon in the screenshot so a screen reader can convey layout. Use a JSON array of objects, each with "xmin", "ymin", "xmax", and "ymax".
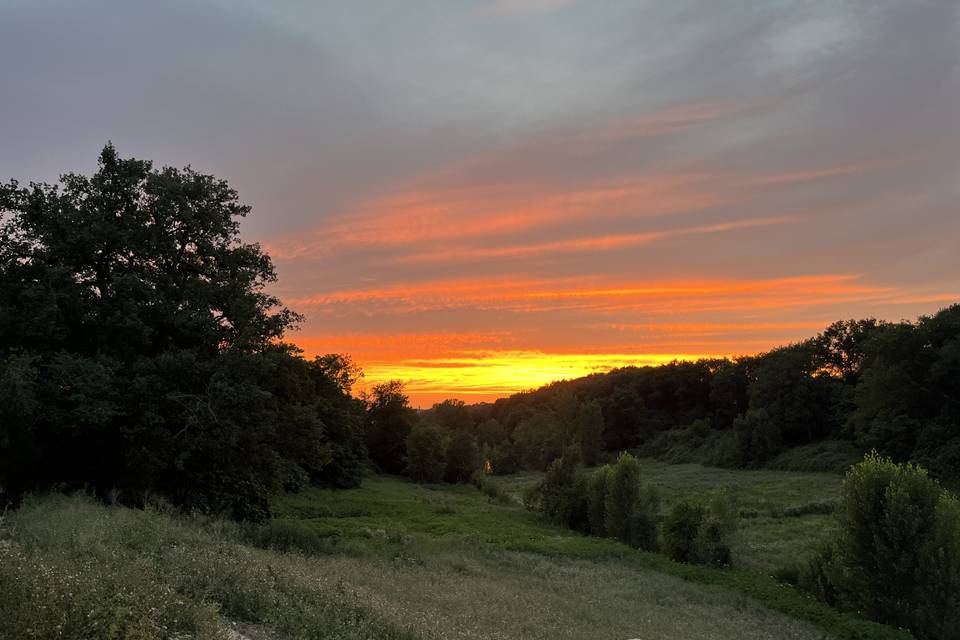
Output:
[{"xmin": 352, "ymin": 350, "xmax": 724, "ymax": 407}]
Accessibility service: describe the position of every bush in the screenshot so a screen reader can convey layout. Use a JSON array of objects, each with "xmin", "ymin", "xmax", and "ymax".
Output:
[
  {"xmin": 529, "ymin": 452, "xmax": 589, "ymax": 531},
  {"xmin": 586, "ymin": 464, "xmax": 612, "ymax": 536},
  {"xmin": 603, "ymin": 452, "xmax": 659, "ymax": 550},
  {"xmin": 801, "ymin": 452, "xmax": 960, "ymax": 639},
  {"xmin": 662, "ymin": 501, "xmax": 704, "ymax": 563},
  {"xmin": 471, "ymin": 473, "xmax": 514, "ymax": 506},
  {"xmin": 662, "ymin": 493, "xmax": 737, "ymax": 566}
]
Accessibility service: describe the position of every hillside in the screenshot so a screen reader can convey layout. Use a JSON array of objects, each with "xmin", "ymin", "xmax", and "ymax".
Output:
[{"xmin": 2, "ymin": 465, "xmax": 910, "ymax": 640}]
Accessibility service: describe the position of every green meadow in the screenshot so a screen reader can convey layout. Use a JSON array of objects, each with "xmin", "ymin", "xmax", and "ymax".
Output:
[
  {"xmin": 2, "ymin": 462, "xmax": 908, "ymax": 640},
  {"xmin": 498, "ymin": 459, "xmax": 841, "ymax": 573}
]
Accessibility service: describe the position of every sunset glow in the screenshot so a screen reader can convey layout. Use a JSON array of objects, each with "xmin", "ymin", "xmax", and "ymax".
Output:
[{"xmin": 5, "ymin": 2, "xmax": 958, "ymax": 406}]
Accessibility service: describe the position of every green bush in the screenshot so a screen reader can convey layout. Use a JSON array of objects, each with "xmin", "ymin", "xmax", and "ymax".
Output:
[
  {"xmin": 529, "ymin": 453, "xmax": 589, "ymax": 531},
  {"xmin": 662, "ymin": 493, "xmax": 737, "ymax": 566},
  {"xmin": 801, "ymin": 452, "xmax": 960, "ymax": 639},
  {"xmin": 586, "ymin": 464, "xmax": 612, "ymax": 536},
  {"xmin": 603, "ymin": 452, "xmax": 659, "ymax": 550},
  {"xmin": 662, "ymin": 501, "xmax": 704, "ymax": 563},
  {"xmin": 471, "ymin": 474, "xmax": 514, "ymax": 506}
]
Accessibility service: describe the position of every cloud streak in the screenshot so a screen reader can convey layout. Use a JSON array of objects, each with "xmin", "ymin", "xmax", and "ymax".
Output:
[{"xmin": 2, "ymin": 1, "xmax": 958, "ymax": 404}]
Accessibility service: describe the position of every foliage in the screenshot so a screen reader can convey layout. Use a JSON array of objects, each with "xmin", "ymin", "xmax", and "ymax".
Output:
[
  {"xmin": 404, "ymin": 422, "xmax": 447, "ymax": 483},
  {"xmin": 730, "ymin": 408, "xmax": 782, "ymax": 466},
  {"xmin": 0, "ymin": 493, "xmax": 417, "ymax": 640},
  {"xmin": 575, "ymin": 399, "xmax": 606, "ymax": 465},
  {"xmin": 604, "ymin": 452, "xmax": 660, "ymax": 550},
  {"xmin": 528, "ymin": 451, "xmax": 589, "ymax": 531},
  {"xmin": 801, "ymin": 453, "xmax": 960, "ymax": 638},
  {"xmin": 364, "ymin": 380, "xmax": 415, "ymax": 474},
  {"xmin": 486, "ymin": 442, "xmax": 521, "ymax": 475},
  {"xmin": 0, "ymin": 146, "xmax": 365, "ymax": 517},
  {"xmin": 274, "ymin": 475, "xmax": 909, "ymax": 640},
  {"xmin": 444, "ymin": 430, "xmax": 480, "ymax": 483},
  {"xmin": 586, "ymin": 464, "xmax": 612, "ymax": 536},
  {"xmin": 662, "ymin": 493, "xmax": 738, "ymax": 566},
  {"xmin": 476, "ymin": 305, "xmax": 959, "ymax": 486}
]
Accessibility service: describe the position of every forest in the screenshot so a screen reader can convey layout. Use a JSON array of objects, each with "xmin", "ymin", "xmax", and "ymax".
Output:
[{"xmin": 1, "ymin": 148, "xmax": 958, "ymax": 640}]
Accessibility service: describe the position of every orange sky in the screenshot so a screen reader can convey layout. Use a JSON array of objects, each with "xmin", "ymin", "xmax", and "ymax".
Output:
[{"xmin": 5, "ymin": 2, "xmax": 958, "ymax": 406}]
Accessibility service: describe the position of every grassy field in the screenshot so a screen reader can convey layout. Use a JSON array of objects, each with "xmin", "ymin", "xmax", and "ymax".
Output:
[
  {"xmin": 0, "ymin": 463, "xmax": 910, "ymax": 640},
  {"xmin": 497, "ymin": 459, "xmax": 841, "ymax": 573}
]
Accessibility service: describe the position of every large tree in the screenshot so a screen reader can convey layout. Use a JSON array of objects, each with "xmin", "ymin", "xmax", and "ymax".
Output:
[{"xmin": 0, "ymin": 145, "xmax": 364, "ymax": 517}]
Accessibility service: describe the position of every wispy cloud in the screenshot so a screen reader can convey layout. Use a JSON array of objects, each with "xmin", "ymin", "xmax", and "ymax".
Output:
[{"xmin": 481, "ymin": 0, "xmax": 576, "ymax": 16}]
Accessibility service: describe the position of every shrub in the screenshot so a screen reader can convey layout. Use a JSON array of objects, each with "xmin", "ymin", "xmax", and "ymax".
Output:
[
  {"xmin": 662, "ymin": 501, "xmax": 704, "ymax": 563},
  {"xmin": 662, "ymin": 493, "xmax": 737, "ymax": 566},
  {"xmin": 471, "ymin": 473, "xmax": 514, "ymax": 506},
  {"xmin": 603, "ymin": 452, "xmax": 659, "ymax": 550},
  {"xmin": 586, "ymin": 464, "xmax": 612, "ymax": 536},
  {"xmin": 801, "ymin": 452, "xmax": 960, "ymax": 639},
  {"xmin": 533, "ymin": 453, "xmax": 589, "ymax": 531}
]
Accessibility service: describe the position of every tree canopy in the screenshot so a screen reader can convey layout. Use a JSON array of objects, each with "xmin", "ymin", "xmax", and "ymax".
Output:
[{"xmin": 0, "ymin": 145, "xmax": 365, "ymax": 518}]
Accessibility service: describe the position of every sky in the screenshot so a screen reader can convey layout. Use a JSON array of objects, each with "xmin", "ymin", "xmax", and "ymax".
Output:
[{"xmin": 2, "ymin": 1, "xmax": 959, "ymax": 405}]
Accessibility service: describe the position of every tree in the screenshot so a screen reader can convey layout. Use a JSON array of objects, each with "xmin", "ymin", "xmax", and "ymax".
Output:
[
  {"xmin": 586, "ymin": 464, "xmax": 612, "ymax": 536},
  {"xmin": 748, "ymin": 344, "xmax": 840, "ymax": 446},
  {"xmin": 0, "ymin": 145, "xmax": 360, "ymax": 518},
  {"xmin": 364, "ymin": 380, "xmax": 414, "ymax": 474},
  {"xmin": 849, "ymin": 306, "xmax": 960, "ymax": 467},
  {"xmin": 513, "ymin": 411, "xmax": 563, "ymax": 470},
  {"xmin": 604, "ymin": 452, "xmax": 659, "ymax": 550},
  {"xmin": 575, "ymin": 399, "xmax": 606, "ymax": 466},
  {"xmin": 430, "ymin": 399, "xmax": 474, "ymax": 433},
  {"xmin": 709, "ymin": 358, "xmax": 752, "ymax": 430},
  {"xmin": 813, "ymin": 319, "xmax": 883, "ymax": 385},
  {"xmin": 803, "ymin": 453, "xmax": 960, "ymax": 638},
  {"xmin": 732, "ymin": 408, "xmax": 782, "ymax": 466},
  {"xmin": 476, "ymin": 418, "xmax": 508, "ymax": 447},
  {"xmin": 525, "ymin": 448, "xmax": 588, "ymax": 531},
  {"xmin": 405, "ymin": 422, "xmax": 446, "ymax": 483},
  {"xmin": 445, "ymin": 429, "xmax": 480, "ymax": 483}
]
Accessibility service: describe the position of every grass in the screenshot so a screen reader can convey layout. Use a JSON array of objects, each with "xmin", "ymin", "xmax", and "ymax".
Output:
[
  {"xmin": 269, "ymin": 474, "xmax": 907, "ymax": 640},
  {"xmin": 0, "ymin": 494, "xmax": 417, "ymax": 640},
  {"xmin": 766, "ymin": 441, "xmax": 864, "ymax": 474},
  {"xmin": 0, "ymin": 464, "xmax": 911, "ymax": 640},
  {"xmin": 498, "ymin": 459, "xmax": 842, "ymax": 573}
]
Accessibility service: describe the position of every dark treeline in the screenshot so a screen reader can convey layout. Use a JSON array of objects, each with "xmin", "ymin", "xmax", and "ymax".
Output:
[
  {"xmin": 2, "ymin": 146, "xmax": 959, "ymax": 638},
  {"xmin": 0, "ymin": 146, "xmax": 367, "ymax": 520},
  {"xmin": 3, "ymin": 146, "xmax": 958, "ymax": 519},
  {"xmin": 386, "ymin": 310, "xmax": 960, "ymax": 485}
]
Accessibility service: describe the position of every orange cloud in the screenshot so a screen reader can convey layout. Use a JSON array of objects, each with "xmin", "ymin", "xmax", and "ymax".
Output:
[
  {"xmin": 265, "ymin": 173, "xmax": 737, "ymax": 260},
  {"xmin": 396, "ymin": 215, "xmax": 794, "ymax": 263},
  {"xmin": 288, "ymin": 273, "xmax": 888, "ymax": 316}
]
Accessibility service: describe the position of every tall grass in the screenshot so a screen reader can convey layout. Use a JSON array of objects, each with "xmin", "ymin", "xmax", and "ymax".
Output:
[{"xmin": 0, "ymin": 493, "xmax": 416, "ymax": 640}]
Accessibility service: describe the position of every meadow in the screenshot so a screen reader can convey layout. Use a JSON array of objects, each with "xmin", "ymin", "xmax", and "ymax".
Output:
[
  {"xmin": 498, "ymin": 459, "xmax": 841, "ymax": 574},
  {"xmin": 1, "ymin": 461, "xmax": 908, "ymax": 640}
]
